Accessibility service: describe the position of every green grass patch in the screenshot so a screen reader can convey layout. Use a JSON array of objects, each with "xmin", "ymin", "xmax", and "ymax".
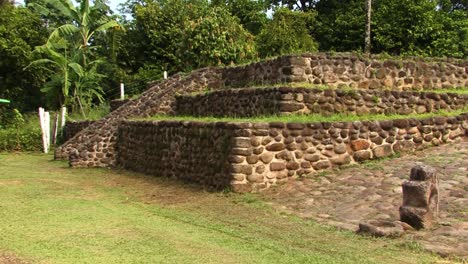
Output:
[
  {"xmin": 67, "ymin": 103, "xmax": 110, "ymax": 121},
  {"xmin": 0, "ymin": 153, "xmax": 443, "ymax": 263},
  {"xmin": 144, "ymin": 108, "xmax": 467, "ymax": 124},
  {"xmin": 189, "ymin": 83, "xmax": 468, "ymax": 97}
]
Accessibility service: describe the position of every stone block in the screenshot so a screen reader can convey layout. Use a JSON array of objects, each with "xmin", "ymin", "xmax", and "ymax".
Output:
[
  {"xmin": 312, "ymin": 160, "xmax": 331, "ymax": 170},
  {"xmin": 372, "ymin": 144, "xmax": 393, "ymax": 158},
  {"xmin": 266, "ymin": 143, "xmax": 286, "ymax": 151},
  {"xmin": 270, "ymin": 162, "xmax": 286, "ymax": 171},
  {"xmin": 358, "ymin": 220, "xmax": 406, "ymax": 238},
  {"xmin": 400, "ymin": 164, "xmax": 439, "ymax": 229},
  {"xmin": 353, "ymin": 150, "xmax": 371, "ymax": 161},
  {"xmin": 260, "ymin": 152, "xmax": 274, "ymax": 163},
  {"xmin": 350, "ymin": 139, "xmax": 370, "ymax": 151},
  {"xmin": 330, "ymin": 154, "xmax": 351, "ymax": 165}
]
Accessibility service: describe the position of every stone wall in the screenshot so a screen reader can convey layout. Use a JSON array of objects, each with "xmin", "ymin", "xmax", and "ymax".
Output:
[
  {"xmin": 116, "ymin": 114, "xmax": 467, "ymax": 192},
  {"xmin": 175, "ymin": 87, "xmax": 467, "ymax": 117},
  {"xmin": 55, "ymin": 68, "xmax": 222, "ymax": 167},
  {"xmin": 62, "ymin": 121, "xmax": 95, "ymax": 142},
  {"xmin": 57, "ymin": 53, "xmax": 467, "ymax": 168},
  {"xmin": 117, "ymin": 121, "xmax": 236, "ymax": 190},
  {"xmin": 110, "ymin": 99, "xmax": 131, "ymax": 112},
  {"xmin": 222, "ymin": 54, "xmax": 467, "ymax": 90}
]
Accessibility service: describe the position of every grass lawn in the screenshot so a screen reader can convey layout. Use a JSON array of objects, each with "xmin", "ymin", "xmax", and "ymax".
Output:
[{"xmin": 0, "ymin": 153, "xmax": 444, "ymax": 263}]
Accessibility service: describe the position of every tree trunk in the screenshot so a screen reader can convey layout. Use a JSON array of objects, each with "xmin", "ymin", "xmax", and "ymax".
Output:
[{"xmin": 365, "ymin": 0, "xmax": 372, "ymax": 54}]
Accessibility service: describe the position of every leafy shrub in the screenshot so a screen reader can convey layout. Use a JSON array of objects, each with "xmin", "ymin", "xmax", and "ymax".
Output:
[
  {"xmin": 0, "ymin": 127, "xmax": 42, "ymax": 152},
  {"xmin": 256, "ymin": 8, "xmax": 318, "ymax": 58},
  {"xmin": 0, "ymin": 110, "xmax": 43, "ymax": 152}
]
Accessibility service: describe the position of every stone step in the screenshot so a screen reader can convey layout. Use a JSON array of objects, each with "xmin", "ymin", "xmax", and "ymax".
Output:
[{"xmin": 174, "ymin": 87, "xmax": 467, "ymax": 118}]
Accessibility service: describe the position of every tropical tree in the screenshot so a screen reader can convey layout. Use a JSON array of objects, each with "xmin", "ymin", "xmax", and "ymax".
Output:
[
  {"xmin": 29, "ymin": 0, "xmax": 123, "ymax": 66},
  {"xmin": 117, "ymin": 0, "xmax": 256, "ymax": 94},
  {"xmin": 256, "ymin": 8, "xmax": 318, "ymax": 57},
  {"xmin": 211, "ymin": 0, "xmax": 268, "ymax": 35},
  {"xmin": 0, "ymin": 3, "xmax": 48, "ymax": 111},
  {"xmin": 27, "ymin": 0, "xmax": 123, "ymax": 117}
]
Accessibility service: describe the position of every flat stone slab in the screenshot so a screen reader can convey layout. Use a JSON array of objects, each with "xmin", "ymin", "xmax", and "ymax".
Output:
[
  {"xmin": 357, "ymin": 220, "xmax": 410, "ymax": 238},
  {"xmin": 262, "ymin": 139, "xmax": 468, "ymax": 259}
]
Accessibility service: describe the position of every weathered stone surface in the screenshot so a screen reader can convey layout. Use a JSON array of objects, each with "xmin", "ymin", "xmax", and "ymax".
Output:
[
  {"xmin": 247, "ymin": 174, "xmax": 264, "ymax": 183},
  {"xmin": 276, "ymin": 150, "xmax": 294, "ymax": 161},
  {"xmin": 373, "ymin": 144, "xmax": 393, "ymax": 158},
  {"xmin": 334, "ymin": 144, "xmax": 347, "ymax": 154},
  {"xmin": 304, "ymin": 154, "xmax": 321, "ymax": 162},
  {"xmin": 350, "ymin": 139, "xmax": 371, "ymax": 151},
  {"xmin": 228, "ymin": 155, "xmax": 245, "ymax": 164},
  {"xmin": 353, "ymin": 150, "xmax": 372, "ymax": 161},
  {"xmin": 260, "ymin": 153, "xmax": 274, "ymax": 163},
  {"xmin": 256, "ymin": 165, "xmax": 266, "ymax": 173},
  {"xmin": 231, "ymin": 165, "xmax": 253, "ymax": 175},
  {"xmin": 232, "ymin": 148, "xmax": 253, "ymax": 156},
  {"xmin": 393, "ymin": 141, "xmax": 415, "ymax": 153},
  {"xmin": 313, "ymin": 160, "xmax": 331, "ymax": 170},
  {"xmin": 400, "ymin": 164, "xmax": 439, "ymax": 229},
  {"xmin": 231, "ymin": 137, "xmax": 251, "ymax": 148},
  {"xmin": 266, "ymin": 143, "xmax": 286, "ymax": 151},
  {"xmin": 270, "ymin": 162, "xmax": 286, "ymax": 171},
  {"xmin": 286, "ymin": 161, "xmax": 300, "ymax": 170},
  {"xmin": 330, "ymin": 154, "xmax": 351, "ymax": 165},
  {"xmin": 357, "ymin": 220, "xmax": 405, "ymax": 238},
  {"xmin": 246, "ymin": 155, "xmax": 259, "ymax": 164}
]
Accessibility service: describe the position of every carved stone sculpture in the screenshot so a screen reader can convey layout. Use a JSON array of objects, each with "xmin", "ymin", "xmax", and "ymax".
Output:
[{"xmin": 399, "ymin": 164, "xmax": 439, "ymax": 229}]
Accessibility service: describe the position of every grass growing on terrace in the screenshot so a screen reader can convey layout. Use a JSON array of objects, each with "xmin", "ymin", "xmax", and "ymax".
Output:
[
  {"xmin": 252, "ymin": 83, "xmax": 468, "ymax": 94},
  {"xmin": 189, "ymin": 83, "xmax": 468, "ymax": 96},
  {"xmin": 0, "ymin": 153, "xmax": 442, "ymax": 263},
  {"xmin": 145, "ymin": 108, "xmax": 467, "ymax": 124}
]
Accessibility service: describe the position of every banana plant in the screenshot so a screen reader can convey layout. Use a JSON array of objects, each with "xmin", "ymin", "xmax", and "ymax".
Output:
[
  {"xmin": 26, "ymin": 39, "xmax": 104, "ymax": 118},
  {"xmin": 28, "ymin": 0, "xmax": 124, "ymax": 66},
  {"xmin": 25, "ymin": 39, "xmax": 76, "ymax": 109}
]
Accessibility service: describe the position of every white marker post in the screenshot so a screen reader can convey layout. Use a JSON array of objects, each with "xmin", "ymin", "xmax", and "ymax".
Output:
[
  {"xmin": 120, "ymin": 81, "xmax": 125, "ymax": 100},
  {"xmin": 52, "ymin": 112, "xmax": 59, "ymax": 144},
  {"xmin": 38, "ymin": 107, "xmax": 50, "ymax": 153},
  {"xmin": 60, "ymin": 107, "xmax": 67, "ymax": 128},
  {"xmin": 163, "ymin": 71, "xmax": 168, "ymax": 79}
]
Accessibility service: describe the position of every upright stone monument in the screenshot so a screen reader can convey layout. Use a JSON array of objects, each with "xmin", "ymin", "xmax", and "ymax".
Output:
[{"xmin": 399, "ymin": 164, "xmax": 439, "ymax": 229}]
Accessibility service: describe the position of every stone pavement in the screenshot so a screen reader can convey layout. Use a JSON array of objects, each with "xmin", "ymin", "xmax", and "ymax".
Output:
[{"xmin": 262, "ymin": 139, "xmax": 468, "ymax": 259}]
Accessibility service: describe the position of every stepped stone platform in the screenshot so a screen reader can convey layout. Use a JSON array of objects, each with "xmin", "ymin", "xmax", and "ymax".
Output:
[
  {"xmin": 117, "ymin": 114, "xmax": 467, "ymax": 192},
  {"xmin": 56, "ymin": 53, "xmax": 467, "ymax": 170},
  {"xmin": 175, "ymin": 87, "xmax": 467, "ymax": 117}
]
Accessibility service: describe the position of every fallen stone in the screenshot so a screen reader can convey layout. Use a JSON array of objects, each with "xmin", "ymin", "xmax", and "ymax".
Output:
[{"xmin": 357, "ymin": 220, "xmax": 405, "ymax": 238}]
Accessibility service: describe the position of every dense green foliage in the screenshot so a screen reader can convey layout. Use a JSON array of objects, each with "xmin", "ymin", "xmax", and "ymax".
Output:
[
  {"xmin": 119, "ymin": 0, "xmax": 256, "ymax": 93},
  {"xmin": 315, "ymin": 0, "xmax": 467, "ymax": 56},
  {"xmin": 0, "ymin": 127, "xmax": 42, "ymax": 151},
  {"xmin": 0, "ymin": 109, "xmax": 42, "ymax": 151},
  {"xmin": 0, "ymin": 3, "xmax": 48, "ymax": 111},
  {"xmin": 27, "ymin": 0, "xmax": 122, "ymax": 118},
  {"xmin": 257, "ymin": 8, "xmax": 318, "ymax": 57},
  {"xmin": 0, "ymin": 0, "xmax": 466, "ymax": 117}
]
